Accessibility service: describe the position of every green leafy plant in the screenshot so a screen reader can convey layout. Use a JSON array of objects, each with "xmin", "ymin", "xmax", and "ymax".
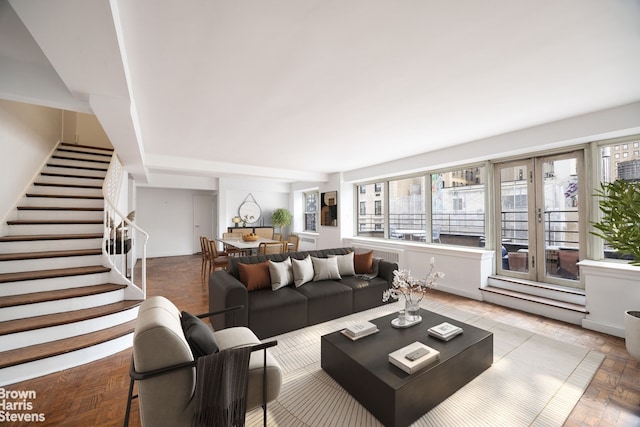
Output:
[
  {"xmin": 271, "ymin": 208, "xmax": 292, "ymax": 231},
  {"xmin": 591, "ymin": 179, "xmax": 640, "ymax": 266}
]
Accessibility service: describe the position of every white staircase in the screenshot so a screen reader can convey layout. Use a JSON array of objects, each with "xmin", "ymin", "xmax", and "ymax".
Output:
[{"xmin": 0, "ymin": 143, "xmax": 141, "ymax": 386}]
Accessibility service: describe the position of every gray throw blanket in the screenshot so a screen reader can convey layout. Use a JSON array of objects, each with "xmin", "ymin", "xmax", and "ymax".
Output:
[
  {"xmin": 192, "ymin": 346, "xmax": 251, "ymax": 427},
  {"xmin": 356, "ymin": 257, "xmax": 381, "ymax": 281}
]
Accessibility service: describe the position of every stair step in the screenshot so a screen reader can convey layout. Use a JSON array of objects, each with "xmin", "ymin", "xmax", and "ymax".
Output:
[
  {"xmin": 0, "ymin": 266, "xmax": 111, "ymax": 284},
  {"xmin": 0, "ymin": 233, "xmax": 102, "ymax": 242},
  {"xmin": 40, "ymin": 171, "xmax": 104, "ymax": 180},
  {"xmin": 59, "ymin": 143, "xmax": 113, "ymax": 153},
  {"xmin": 481, "ymin": 286, "xmax": 588, "ymax": 313},
  {"xmin": 51, "ymin": 154, "xmax": 110, "ymax": 165},
  {"xmin": 0, "ymin": 283, "xmax": 125, "ymax": 309},
  {"xmin": 33, "ymin": 182, "xmax": 102, "ymax": 190},
  {"xmin": 46, "ymin": 163, "xmax": 108, "ymax": 172},
  {"xmin": 17, "ymin": 206, "xmax": 103, "ymax": 212},
  {"xmin": 0, "ymin": 248, "xmax": 102, "ymax": 262},
  {"xmin": 26, "ymin": 193, "xmax": 103, "ymax": 200},
  {"xmin": 7, "ymin": 219, "xmax": 102, "ymax": 225},
  {"xmin": 0, "ymin": 319, "xmax": 134, "ymax": 369},
  {"xmin": 0, "ymin": 300, "xmax": 139, "ymax": 336},
  {"xmin": 56, "ymin": 148, "xmax": 113, "ymax": 159}
]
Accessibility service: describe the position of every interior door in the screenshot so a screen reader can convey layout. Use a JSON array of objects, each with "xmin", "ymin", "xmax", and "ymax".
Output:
[
  {"xmin": 496, "ymin": 151, "xmax": 583, "ymax": 287},
  {"xmin": 193, "ymin": 194, "xmax": 214, "ymax": 254}
]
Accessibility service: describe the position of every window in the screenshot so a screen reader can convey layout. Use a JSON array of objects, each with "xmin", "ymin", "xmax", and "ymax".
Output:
[
  {"xmin": 431, "ymin": 166, "xmax": 486, "ymax": 247},
  {"xmin": 389, "ymin": 176, "xmax": 425, "ymax": 241},
  {"xmin": 304, "ymin": 191, "xmax": 318, "ymax": 232},
  {"xmin": 356, "ymin": 182, "xmax": 384, "ymax": 238}
]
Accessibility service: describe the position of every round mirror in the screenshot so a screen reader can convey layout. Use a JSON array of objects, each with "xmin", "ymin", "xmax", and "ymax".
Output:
[{"xmin": 238, "ymin": 201, "xmax": 261, "ymax": 224}]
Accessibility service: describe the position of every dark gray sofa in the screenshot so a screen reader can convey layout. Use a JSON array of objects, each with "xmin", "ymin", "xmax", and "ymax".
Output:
[{"xmin": 208, "ymin": 248, "xmax": 398, "ymax": 339}]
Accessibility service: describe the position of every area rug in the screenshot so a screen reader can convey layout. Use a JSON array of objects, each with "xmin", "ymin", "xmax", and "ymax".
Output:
[{"xmin": 245, "ymin": 299, "xmax": 604, "ymax": 427}]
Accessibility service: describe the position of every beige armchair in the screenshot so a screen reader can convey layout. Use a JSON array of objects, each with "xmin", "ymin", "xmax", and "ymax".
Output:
[{"xmin": 125, "ymin": 296, "xmax": 282, "ymax": 427}]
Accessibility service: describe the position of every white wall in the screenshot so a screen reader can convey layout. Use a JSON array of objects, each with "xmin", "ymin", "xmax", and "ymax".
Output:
[
  {"xmin": 0, "ymin": 99, "xmax": 60, "ymax": 231},
  {"xmin": 136, "ymin": 187, "xmax": 216, "ymax": 258}
]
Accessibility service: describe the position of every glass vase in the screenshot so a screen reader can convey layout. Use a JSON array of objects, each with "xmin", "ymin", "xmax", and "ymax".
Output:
[{"xmin": 405, "ymin": 299, "xmax": 421, "ymax": 322}]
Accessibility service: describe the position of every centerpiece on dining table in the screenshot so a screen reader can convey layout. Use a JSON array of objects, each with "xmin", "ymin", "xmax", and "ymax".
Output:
[
  {"xmin": 383, "ymin": 257, "xmax": 444, "ymax": 328},
  {"xmin": 242, "ymin": 232, "xmax": 259, "ymax": 242}
]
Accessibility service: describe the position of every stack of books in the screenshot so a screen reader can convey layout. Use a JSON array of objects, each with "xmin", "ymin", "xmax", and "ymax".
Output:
[
  {"xmin": 388, "ymin": 342, "xmax": 440, "ymax": 374},
  {"xmin": 428, "ymin": 322, "xmax": 463, "ymax": 341},
  {"xmin": 342, "ymin": 321, "xmax": 378, "ymax": 341}
]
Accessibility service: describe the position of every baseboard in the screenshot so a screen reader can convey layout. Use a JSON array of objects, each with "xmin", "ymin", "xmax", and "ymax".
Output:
[{"xmin": 582, "ymin": 318, "xmax": 625, "ymax": 338}]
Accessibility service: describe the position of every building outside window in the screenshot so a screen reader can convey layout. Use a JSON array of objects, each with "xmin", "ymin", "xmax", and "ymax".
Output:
[
  {"xmin": 389, "ymin": 176, "xmax": 425, "ymax": 241},
  {"xmin": 356, "ymin": 182, "xmax": 384, "ymax": 238},
  {"xmin": 304, "ymin": 191, "xmax": 318, "ymax": 232}
]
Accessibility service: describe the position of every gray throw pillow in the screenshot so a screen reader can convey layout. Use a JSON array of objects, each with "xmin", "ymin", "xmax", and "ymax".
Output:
[
  {"xmin": 269, "ymin": 257, "xmax": 293, "ymax": 290},
  {"xmin": 292, "ymin": 255, "xmax": 314, "ymax": 287},
  {"xmin": 311, "ymin": 256, "xmax": 342, "ymax": 281},
  {"xmin": 329, "ymin": 252, "xmax": 356, "ymax": 276}
]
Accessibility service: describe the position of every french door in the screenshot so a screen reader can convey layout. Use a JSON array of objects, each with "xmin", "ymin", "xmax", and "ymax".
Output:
[{"xmin": 495, "ymin": 151, "xmax": 584, "ymax": 288}]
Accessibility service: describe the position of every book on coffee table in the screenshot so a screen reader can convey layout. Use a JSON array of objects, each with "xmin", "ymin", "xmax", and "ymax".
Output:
[
  {"xmin": 342, "ymin": 321, "xmax": 378, "ymax": 340},
  {"xmin": 428, "ymin": 322, "xmax": 463, "ymax": 341},
  {"xmin": 389, "ymin": 341, "xmax": 439, "ymax": 374}
]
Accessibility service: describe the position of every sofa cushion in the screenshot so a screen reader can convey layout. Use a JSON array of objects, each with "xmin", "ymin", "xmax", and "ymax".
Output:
[
  {"xmin": 269, "ymin": 257, "xmax": 293, "ymax": 290},
  {"xmin": 248, "ymin": 288, "xmax": 308, "ymax": 339},
  {"xmin": 354, "ymin": 250, "xmax": 374, "ymax": 274},
  {"xmin": 311, "ymin": 256, "xmax": 341, "ymax": 281},
  {"xmin": 292, "ymin": 255, "xmax": 314, "ymax": 287},
  {"xmin": 180, "ymin": 311, "xmax": 219, "ymax": 357},
  {"xmin": 294, "ymin": 280, "xmax": 353, "ymax": 325},
  {"xmin": 238, "ymin": 261, "xmax": 271, "ymax": 291},
  {"xmin": 329, "ymin": 252, "xmax": 356, "ymax": 276},
  {"xmin": 339, "ymin": 275, "xmax": 391, "ymax": 312}
]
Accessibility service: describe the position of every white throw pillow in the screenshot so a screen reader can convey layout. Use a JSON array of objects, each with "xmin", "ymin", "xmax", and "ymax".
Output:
[
  {"xmin": 311, "ymin": 256, "xmax": 342, "ymax": 281},
  {"xmin": 292, "ymin": 256, "xmax": 314, "ymax": 287},
  {"xmin": 269, "ymin": 257, "xmax": 293, "ymax": 290},
  {"xmin": 329, "ymin": 252, "xmax": 356, "ymax": 277}
]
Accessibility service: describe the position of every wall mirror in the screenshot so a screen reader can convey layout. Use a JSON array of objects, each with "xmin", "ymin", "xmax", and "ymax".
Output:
[{"xmin": 238, "ymin": 193, "xmax": 261, "ymax": 224}]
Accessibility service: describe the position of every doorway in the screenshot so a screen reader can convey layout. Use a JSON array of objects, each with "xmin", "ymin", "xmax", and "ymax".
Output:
[
  {"xmin": 193, "ymin": 194, "xmax": 214, "ymax": 254},
  {"xmin": 495, "ymin": 151, "xmax": 584, "ymax": 288}
]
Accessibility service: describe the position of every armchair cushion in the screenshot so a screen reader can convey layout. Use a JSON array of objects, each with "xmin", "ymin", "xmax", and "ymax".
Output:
[{"xmin": 180, "ymin": 311, "xmax": 219, "ymax": 357}]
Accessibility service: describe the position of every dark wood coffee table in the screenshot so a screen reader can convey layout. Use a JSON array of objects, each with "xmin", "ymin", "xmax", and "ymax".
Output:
[{"xmin": 321, "ymin": 308, "xmax": 493, "ymax": 427}]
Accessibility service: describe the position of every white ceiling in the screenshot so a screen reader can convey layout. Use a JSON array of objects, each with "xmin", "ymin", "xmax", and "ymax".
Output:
[{"xmin": 3, "ymin": 0, "xmax": 640, "ymax": 184}]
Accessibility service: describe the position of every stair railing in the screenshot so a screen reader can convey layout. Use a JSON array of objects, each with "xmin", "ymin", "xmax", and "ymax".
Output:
[{"xmin": 103, "ymin": 155, "xmax": 149, "ymax": 298}]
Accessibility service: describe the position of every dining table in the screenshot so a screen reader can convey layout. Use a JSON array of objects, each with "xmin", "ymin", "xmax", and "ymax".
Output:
[{"xmin": 215, "ymin": 237, "xmax": 288, "ymax": 254}]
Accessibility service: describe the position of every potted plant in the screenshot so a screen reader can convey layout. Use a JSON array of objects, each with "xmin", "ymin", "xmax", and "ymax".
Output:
[
  {"xmin": 271, "ymin": 208, "xmax": 292, "ymax": 233},
  {"xmin": 591, "ymin": 178, "xmax": 640, "ymax": 359}
]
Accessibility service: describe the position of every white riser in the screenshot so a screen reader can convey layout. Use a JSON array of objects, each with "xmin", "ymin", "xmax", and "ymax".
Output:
[
  {"xmin": 58, "ymin": 144, "xmax": 113, "ymax": 155},
  {"xmin": 7, "ymin": 223, "xmax": 103, "ymax": 235},
  {"xmin": 0, "ymin": 333, "xmax": 132, "ymax": 386},
  {"xmin": 16, "ymin": 210, "xmax": 102, "ymax": 221},
  {"xmin": 0, "ymin": 238, "xmax": 103, "ymax": 253},
  {"xmin": 0, "ymin": 306, "xmax": 138, "ymax": 351},
  {"xmin": 0, "ymin": 288, "xmax": 124, "ymax": 322},
  {"xmin": 0, "ymin": 272, "xmax": 111, "ymax": 297},
  {"xmin": 36, "ymin": 175, "xmax": 104, "ymax": 187},
  {"xmin": 20, "ymin": 195, "xmax": 104, "ymax": 209},
  {"xmin": 0, "ymin": 255, "xmax": 103, "ymax": 274},
  {"xmin": 41, "ymin": 165, "xmax": 107, "ymax": 179},
  {"xmin": 54, "ymin": 151, "xmax": 112, "ymax": 163},
  {"xmin": 482, "ymin": 291, "xmax": 585, "ymax": 325},
  {"xmin": 487, "ymin": 277, "xmax": 586, "ymax": 305},
  {"xmin": 28, "ymin": 185, "xmax": 102, "ymax": 198},
  {"xmin": 47, "ymin": 158, "xmax": 109, "ymax": 170}
]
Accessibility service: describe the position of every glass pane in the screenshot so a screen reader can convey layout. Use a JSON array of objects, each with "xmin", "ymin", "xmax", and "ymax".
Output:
[
  {"xmin": 357, "ymin": 183, "xmax": 385, "ymax": 238},
  {"xmin": 500, "ymin": 165, "xmax": 529, "ymax": 273},
  {"xmin": 305, "ymin": 192, "xmax": 317, "ymax": 212},
  {"xmin": 389, "ymin": 177, "xmax": 425, "ymax": 241},
  {"xmin": 431, "ymin": 166, "xmax": 485, "ymax": 247},
  {"xmin": 542, "ymin": 158, "xmax": 580, "ymax": 280}
]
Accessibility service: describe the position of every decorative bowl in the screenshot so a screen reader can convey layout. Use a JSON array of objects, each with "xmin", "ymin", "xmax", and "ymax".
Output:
[{"xmin": 242, "ymin": 235, "xmax": 259, "ymax": 242}]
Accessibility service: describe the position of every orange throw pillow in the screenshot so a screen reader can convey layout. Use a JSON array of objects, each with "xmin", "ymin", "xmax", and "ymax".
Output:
[
  {"xmin": 238, "ymin": 261, "xmax": 271, "ymax": 291},
  {"xmin": 354, "ymin": 251, "xmax": 374, "ymax": 274}
]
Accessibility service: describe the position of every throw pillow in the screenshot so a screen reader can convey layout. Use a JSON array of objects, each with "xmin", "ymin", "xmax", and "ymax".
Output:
[
  {"xmin": 238, "ymin": 261, "xmax": 271, "ymax": 291},
  {"xmin": 291, "ymin": 255, "xmax": 314, "ymax": 287},
  {"xmin": 354, "ymin": 250, "xmax": 374, "ymax": 274},
  {"xmin": 180, "ymin": 311, "xmax": 218, "ymax": 358},
  {"xmin": 329, "ymin": 252, "xmax": 356, "ymax": 276},
  {"xmin": 269, "ymin": 257, "xmax": 293, "ymax": 290},
  {"xmin": 311, "ymin": 256, "xmax": 342, "ymax": 281}
]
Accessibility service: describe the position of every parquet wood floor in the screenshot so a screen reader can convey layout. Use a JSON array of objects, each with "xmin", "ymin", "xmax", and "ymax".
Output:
[{"xmin": 3, "ymin": 255, "xmax": 639, "ymax": 426}]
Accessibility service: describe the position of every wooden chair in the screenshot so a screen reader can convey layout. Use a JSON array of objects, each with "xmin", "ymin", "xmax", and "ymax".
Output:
[
  {"xmin": 257, "ymin": 241, "xmax": 288, "ymax": 255},
  {"xmin": 272, "ymin": 232, "xmax": 282, "ymax": 241},
  {"xmin": 200, "ymin": 236, "xmax": 210, "ymax": 284},
  {"xmin": 286, "ymin": 234, "xmax": 300, "ymax": 252},
  {"xmin": 206, "ymin": 239, "xmax": 229, "ymax": 281},
  {"xmin": 222, "ymin": 233, "xmax": 249, "ymax": 257},
  {"xmin": 254, "ymin": 228, "xmax": 274, "ymax": 239}
]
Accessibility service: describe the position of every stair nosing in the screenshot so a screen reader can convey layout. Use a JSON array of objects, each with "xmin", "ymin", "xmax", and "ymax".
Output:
[
  {"xmin": 33, "ymin": 182, "xmax": 102, "ymax": 189},
  {"xmin": 59, "ymin": 143, "xmax": 113, "ymax": 153},
  {"xmin": 0, "ymin": 248, "xmax": 102, "ymax": 262},
  {"xmin": 0, "ymin": 233, "xmax": 103, "ymax": 242},
  {"xmin": 0, "ymin": 266, "xmax": 111, "ymax": 284},
  {"xmin": 26, "ymin": 193, "xmax": 104, "ymax": 200},
  {"xmin": 17, "ymin": 206, "xmax": 103, "ymax": 212},
  {"xmin": 56, "ymin": 148, "xmax": 113, "ymax": 158},
  {"xmin": 45, "ymin": 164, "xmax": 108, "ymax": 172},
  {"xmin": 0, "ymin": 283, "xmax": 125, "ymax": 309},
  {"xmin": 51, "ymin": 155, "xmax": 110, "ymax": 165},
  {"xmin": 7, "ymin": 219, "xmax": 103, "ymax": 225},
  {"xmin": 40, "ymin": 172, "xmax": 104, "ymax": 180}
]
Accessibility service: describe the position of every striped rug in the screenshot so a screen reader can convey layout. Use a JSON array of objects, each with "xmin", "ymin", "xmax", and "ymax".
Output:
[{"xmin": 246, "ymin": 299, "xmax": 604, "ymax": 426}]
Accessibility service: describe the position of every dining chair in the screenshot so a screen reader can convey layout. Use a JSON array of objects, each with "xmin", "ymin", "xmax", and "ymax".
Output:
[
  {"xmin": 254, "ymin": 228, "xmax": 274, "ymax": 239},
  {"xmin": 272, "ymin": 232, "xmax": 282, "ymax": 241},
  {"xmin": 200, "ymin": 236, "xmax": 210, "ymax": 284},
  {"xmin": 286, "ymin": 234, "xmax": 300, "ymax": 252},
  {"xmin": 222, "ymin": 233, "xmax": 249, "ymax": 257},
  {"xmin": 207, "ymin": 239, "xmax": 229, "ymax": 279},
  {"xmin": 257, "ymin": 241, "xmax": 288, "ymax": 255}
]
